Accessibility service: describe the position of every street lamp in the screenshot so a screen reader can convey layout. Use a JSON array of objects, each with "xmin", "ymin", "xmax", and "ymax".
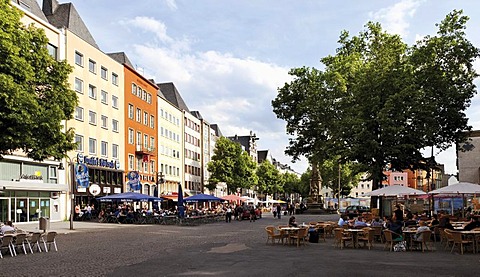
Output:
[
  {"xmin": 59, "ymin": 155, "xmax": 76, "ymax": 230},
  {"xmin": 155, "ymin": 171, "xmax": 165, "ymax": 197}
]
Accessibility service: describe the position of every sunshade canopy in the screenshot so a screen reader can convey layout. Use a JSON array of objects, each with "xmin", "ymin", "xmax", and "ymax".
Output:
[
  {"xmin": 428, "ymin": 182, "xmax": 480, "ymax": 194},
  {"xmin": 364, "ymin": 185, "xmax": 426, "ymax": 197},
  {"xmin": 184, "ymin": 193, "xmax": 223, "ymax": 203},
  {"xmin": 97, "ymin": 192, "xmax": 163, "ymax": 202}
]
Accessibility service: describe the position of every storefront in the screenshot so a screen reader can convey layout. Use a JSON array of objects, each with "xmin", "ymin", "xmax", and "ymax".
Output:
[
  {"xmin": 0, "ymin": 157, "xmax": 66, "ymax": 224},
  {"xmin": 73, "ymin": 154, "xmax": 124, "ymax": 210}
]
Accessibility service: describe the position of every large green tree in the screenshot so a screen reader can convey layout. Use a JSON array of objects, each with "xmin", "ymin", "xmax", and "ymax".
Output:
[
  {"xmin": 256, "ymin": 160, "xmax": 283, "ymax": 196},
  {"xmin": 272, "ymin": 10, "xmax": 479, "ymax": 192},
  {"xmin": 0, "ymin": 0, "xmax": 78, "ymax": 161},
  {"xmin": 207, "ymin": 137, "xmax": 257, "ymax": 194}
]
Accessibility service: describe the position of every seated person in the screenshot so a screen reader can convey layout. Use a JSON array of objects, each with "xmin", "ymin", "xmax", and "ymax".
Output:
[
  {"xmin": 429, "ymin": 214, "xmax": 440, "ymax": 228},
  {"xmin": 371, "ymin": 217, "xmax": 383, "ymax": 227},
  {"xmin": 438, "ymin": 215, "xmax": 454, "ymax": 230},
  {"xmin": 338, "ymin": 215, "xmax": 348, "ymax": 227},
  {"xmin": 0, "ymin": 221, "xmax": 15, "ymax": 234},
  {"xmin": 288, "ymin": 216, "xmax": 298, "ymax": 227},
  {"xmin": 414, "ymin": 221, "xmax": 430, "ymax": 241},
  {"xmin": 353, "ymin": 217, "xmax": 368, "ymax": 228},
  {"xmin": 386, "ymin": 217, "xmax": 403, "ymax": 239},
  {"xmin": 463, "ymin": 216, "xmax": 480, "ymax": 231},
  {"xmin": 404, "ymin": 213, "xmax": 417, "ymax": 227}
]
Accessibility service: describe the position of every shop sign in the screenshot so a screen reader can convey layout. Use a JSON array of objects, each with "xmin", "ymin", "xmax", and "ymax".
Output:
[
  {"xmin": 79, "ymin": 153, "xmax": 119, "ymax": 169},
  {"xmin": 19, "ymin": 172, "xmax": 43, "ymax": 183},
  {"xmin": 89, "ymin": 184, "xmax": 101, "ymax": 196}
]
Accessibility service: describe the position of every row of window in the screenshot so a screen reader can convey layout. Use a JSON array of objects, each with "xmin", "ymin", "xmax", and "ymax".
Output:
[
  {"xmin": 74, "ymin": 135, "xmax": 119, "ymax": 158},
  {"xmin": 127, "ymin": 129, "xmax": 155, "ymax": 151},
  {"xmin": 160, "ymin": 127, "xmax": 180, "ymax": 143},
  {"xmin": 74, "ymin": 108, "xmax": 119, "ymax": 132},
  {"xmin": 160, "ymin": 163, "xmax": 180, "ymax": 177},
  {"xmin": 185, "ymin": 133, "xmax": 200, "ymax": 147},
  {"xmin": 160, "ymin": 109, "xmax": 180, "ymax": 126},
  {"xmin": 185, "ymin": 117, "xmax": 200, "ymax": 132},
  {"xmin": 185, "ymin": 149, "xmax": 200, "ymax": 162},
  {"xmin": 127, "ymin": 104, "xmax": 155, "ymax": 129},
  {"xmin": 131, "ymin": 83, "xmax": 152, "ymax": 104},
  {"xmin": 158, "ymin": 145, "xmax": 181, "ymax": 159},
  {"xmin": 185, "ymin": 181, "xmax": 201, "ymax": 191},
  {"xmin": 185, "ymin": 165, "xmax": 201, "ymax": 176},
  {"xmin": 75, "ymin": 51, "xmax": 118, "ymax": 85}
]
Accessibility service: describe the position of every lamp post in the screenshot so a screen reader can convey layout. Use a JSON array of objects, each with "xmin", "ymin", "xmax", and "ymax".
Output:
[
  {"xmin": 59, "ymin": 155, "xmax": 76, "ymax": 230},
  {"xmin": 155, "ymin": 171, "xmax": 165, "ymax": 198}
]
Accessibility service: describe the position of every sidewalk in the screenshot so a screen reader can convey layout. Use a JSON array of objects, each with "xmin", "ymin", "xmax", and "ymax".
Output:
[{"xmin": 14, "ymin": 220, "xmax": 135, "ymax": 234}]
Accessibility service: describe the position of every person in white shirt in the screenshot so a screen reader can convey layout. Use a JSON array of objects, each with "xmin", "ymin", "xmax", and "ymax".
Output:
[
  {"xmin": 414, "ymin": 221, "xmax": 430, "ymax": 241},
  {"xmin": 0, "ymin": 221, "xmax": 15, "ymax": 234},
  {"xmin": 338, "ymin": 215, "xmax": 348, "ymax": 227}
]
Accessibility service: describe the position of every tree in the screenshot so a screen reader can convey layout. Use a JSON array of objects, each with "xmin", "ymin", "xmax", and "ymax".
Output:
[
  {"xmin": 256, "ymin": 160, "xmax": 283, "ymax": 196},
  {"xmin": 207, "ymin": 137, "xmax": 257, "ymax": 194},
  {"xmin": 282, "ymin": 172, "xmax": 300, "ymax": 195},
  {"xmin": 0, "ymin": 0, "xmax": 78, "ymax": 161},
  {"xmin": 272, "ymin": 10, "xmax": 479, "ymax": 193},
  {"xmin": 317, "ymin": 158, "xmax": 360, "ymax": 198}
]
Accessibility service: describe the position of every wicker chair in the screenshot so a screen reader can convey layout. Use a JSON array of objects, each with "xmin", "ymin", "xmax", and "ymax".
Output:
[
  {"xmin": 265, "ymin": 226, "xmax": 283, "ymax": 245},
  {"xmin": 333, "ymin": 228, "xmax": 353, "ymax": 249},
  {"xmin": 358, "ymin": 228, "xmax": 375, "ymax": 250}
]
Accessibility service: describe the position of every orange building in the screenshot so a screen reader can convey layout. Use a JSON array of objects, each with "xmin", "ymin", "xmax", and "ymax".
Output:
[{"xmin": 109, "ymin": 53, "xmax": 159, "ymax": 196}]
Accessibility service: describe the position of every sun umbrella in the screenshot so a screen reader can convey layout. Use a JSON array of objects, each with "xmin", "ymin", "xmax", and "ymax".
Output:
[
  {"xmin": 184, "ymin": 193, "xmax": 223, "ymax": 203},
  {"xmin": 221, "ymin": 194, "xmax": 245, "ymax": 202},
  {"xmin": 428, "ymin": 182, "xmax": 480, "ymax": 217},
  {"xmin": 97, "ymin": 192, "xmax": 163, "ymax": 202},
  {"xmin": 364, "ymin": 185, "xmax": 426, "ymax": 197},
  {"xmin": 177, "ymin": 182, "xmax": 185, "ymax": 218}
]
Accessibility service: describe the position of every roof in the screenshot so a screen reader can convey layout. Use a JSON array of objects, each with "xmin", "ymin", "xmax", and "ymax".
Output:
[
  {"xmin": 210, "ymin": 124, "xmax": 223, "ymax": 137},
  {"xmin": 107, "ymin": 52, "xmax": 135, "ymax": 69},
  {"xmin": 257, "ymin": 150, "xmax": 269, "ymax": 163},
  {"xmin": 157, "ymin": 82, "xmax": 190, "ymax": 112},
  {"xmin": 43, "ymin": 1, "xmax": 99, "ymax": 49},
  {"xmin": 14, "ymin": 0, "xmax": 48, "ymax": 21}
]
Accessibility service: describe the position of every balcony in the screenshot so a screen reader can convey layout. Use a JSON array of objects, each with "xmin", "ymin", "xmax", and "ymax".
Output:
[{"xmin": 135, "ymin": 144, "xmax": 156, "ymax": 155}]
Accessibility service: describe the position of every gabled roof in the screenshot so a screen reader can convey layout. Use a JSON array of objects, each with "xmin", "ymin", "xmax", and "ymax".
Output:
[
  {"xmin": 210, "ymin": 124, "xmax": 223, "ymax": 137},
  {"xmin": 14, "ymin": 0, "xmax": 48, "ymax": 21},
  {"xmin": 157, "ymin": 82, "xmax": 190, "ymax": 112},
  {"xmin": 43, "ymin": 1, "xmax": 99, "ymax": 49},
  {"xmin": 190, "ymin": 111, "xmax": 203, "ymax": 121},
  {"xmin": 107, "ymin": 52, "xmax": 134, "ymax": 69}
]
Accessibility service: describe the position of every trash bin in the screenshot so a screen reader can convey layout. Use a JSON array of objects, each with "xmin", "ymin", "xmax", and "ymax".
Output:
[
  {"xmin": 308, "ymin": 228, "xmax": 319, "ymax": 243},
  {"xmin": 39, "ymin": 217, "xmax": 50, "ymax": 232}
]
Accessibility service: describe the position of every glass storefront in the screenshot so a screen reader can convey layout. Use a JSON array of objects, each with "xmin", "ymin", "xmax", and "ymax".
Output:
[{"xmin": 1, "ymin": 191, "xmax": 51, "ymax": 223}]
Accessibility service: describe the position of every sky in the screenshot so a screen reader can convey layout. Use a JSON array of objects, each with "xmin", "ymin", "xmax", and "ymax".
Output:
[{"xmin": 55, "ymin": 0, "xmax": 480, "ymax": 175}]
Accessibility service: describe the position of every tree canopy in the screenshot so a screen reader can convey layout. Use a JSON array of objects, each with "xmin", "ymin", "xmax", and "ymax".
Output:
[
  {"xmin": 272, "ymin": 10, "xmax": 479, "ymax": 191},
  {"xmin": 256, "ymin": 160, "xmax": 283, "ymax": 196},
  {"xmin": 206, "ymin": 137, "xmax": 257, "ymax": 194},
  {"xmin": 0, "ymin": 0, "xmax": 78, "ymax": 161}
]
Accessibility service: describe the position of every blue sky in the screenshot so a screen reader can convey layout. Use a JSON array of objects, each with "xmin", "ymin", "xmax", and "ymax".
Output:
[{"xmin": 60, "ymin": 0, "xmax": 480, "ymax": 175}]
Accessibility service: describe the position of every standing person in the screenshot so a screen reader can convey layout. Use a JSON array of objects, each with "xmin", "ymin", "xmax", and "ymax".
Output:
[
  {"xmin": 249, "ymin": 206, "xmax": 256, "ymax": 222},
  {"xmin": 393, "ymin": 205, "xmax": 404, "ymax": 223},
  {"xmin": 276, "ymin": 204, "xmax": 282, "ymax": 219},
  {"xmin": 272, "ymin": 205, "xmax": 277, "ymax": 219},
  {"xmin": 225, "ymin": 206, "xmax": 232, "ymax": 223}
]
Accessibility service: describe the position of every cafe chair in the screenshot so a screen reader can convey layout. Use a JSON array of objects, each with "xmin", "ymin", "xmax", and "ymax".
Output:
[
  {"xmin": 265, "ymin": 226, "xmax": 283, "ymax": 245},
  {"xmin": 333, "ymin": 228, "xmax": 353, "ymax": 249},
  {"xmin": 0, "ymin": 235, "xmax": 16, "ymax": 258},
  {"xmin": 443, "ymin": 229, "xmax": 455, "ymax": 250},
  {"xmin": 290, "ymin": 228, "xmax": 308, "ymax": 247},
  {"xmin": 371, "ymin": 226, "xmax": 384, "ymax": 243},
  {"xmin": 383, "ymin": 230, "xmax": 403, "ymax": 251},
  {"xmin": 41, "ymin": 231, "xmax": 58, "ymax": 252},
  {"xmin": 12, "ymin": 233, "xmax": 28, "ymax": 255},
  {"xmin": 358, "ymin": 228, "xmax": 375, "ymax": 250},
  {"xmin": 27, "ymin": 232, "xmax": 43, "ymax": 253},
  {"xmin": 450, "ymin": 231, "xmax": 474, "ymax": 255},
  {"xmin": 410, "ymin": 230, "xmax": 433, "ymax": 252}
]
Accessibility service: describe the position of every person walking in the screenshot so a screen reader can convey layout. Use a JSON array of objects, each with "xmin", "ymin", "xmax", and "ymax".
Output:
[
  {"xmin": 226, "ymin": 206, "xmax": 232, "ymax": 223},
  {"xmin": 276, "ymin": 204, "xmax": 282, "ymax": 220}
]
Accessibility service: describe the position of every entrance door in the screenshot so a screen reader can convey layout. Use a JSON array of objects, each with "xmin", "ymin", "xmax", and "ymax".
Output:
[{"xmin": 0, "ymin": 198, "xmax": 9, "ymax": 223}]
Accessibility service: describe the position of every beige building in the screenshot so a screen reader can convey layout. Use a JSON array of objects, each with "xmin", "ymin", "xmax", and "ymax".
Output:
[
  {"xmin": 157, "ymin": 88, "xmax": 184, "ymax": 194},
  {"xmin": 42, "ymin": 0, "xmax": 126, "ymax": 209}
]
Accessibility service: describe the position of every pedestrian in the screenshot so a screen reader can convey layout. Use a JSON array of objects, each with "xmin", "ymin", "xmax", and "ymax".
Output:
[
  {"xmin": 276, "ymin": 204, "xmax": 282, "ymax": 219},
  {"xmin": 272, "ymin": 206, "xmax": 277, "ymax": 219},
  {"xmin": 249, "ymin": 206, "xmax": 256, "ymax": 222},
  {"xmin": 226, "ymin": 206, "xmax": 232, "ymax": 223}
]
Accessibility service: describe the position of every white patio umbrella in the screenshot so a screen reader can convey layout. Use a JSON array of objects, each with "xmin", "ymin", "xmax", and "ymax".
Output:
[
  {"xmin": 365, "ymin": 185, "xmax": 426, "ymax": 197},
  {"xmin": 428, "ymin": 182, "xmax": 480, "ymax": 195}
]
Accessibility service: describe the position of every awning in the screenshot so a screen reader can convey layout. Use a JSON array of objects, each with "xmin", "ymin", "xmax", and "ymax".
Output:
[
  {"xmin": 0, "ymin": 180, "xmax": 68, "ymax": 192},
  {"xmin": 161, "ymin": 195, "xmax": 178, "ymax": 201}
]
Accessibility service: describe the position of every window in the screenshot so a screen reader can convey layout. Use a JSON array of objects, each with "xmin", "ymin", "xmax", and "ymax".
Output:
[
  {"xmin": 144, "ymin": 134, "xmax": 148, "ymax": 148},
  {"xmin": 89, "ymin": 138, "xmax": 96, "ymax": 154},
  {"xmin": 75, "ymin": 51, "xmax": 83, "ymax": 66},
  {"xmin": 74, "ymin": 78, "xmax": 83, "ymax": 93},
  {"xmin": 137, "ymin": 88, "xmax": 142, "ymax": 98},
  {"xmin": 112, "ymin": 95, "xmax": 118, "ymax": 109},
  {"xmin": 88, "ymin": 110, "xmax": 96, "ymax": 125},
  {"xmin": 128, "ymin": 104, "xmax": 134, "ymax": 119},
  {"xmin": 136, "ymin": 108, "xmax": 141, "ymax": 122},
  {"xmin": 88, "ymin": 85, "xmax": 97, "ymax": 99},
  {"xmin": 147, "ymin": 93, "xmax": 152, "ymax": 104},
  {"xmin": 150, "ymin": 137, "xmax": 155, "ymax": 150},
  {"xmin": 112, "ymin": 119, "xmax": 119, "ymax": 133},
  {"xmin": 136, "ymin": 132, "xmax": 142, "ymax": 146},
  {"xmin": 132, "ymin": 83, "xmax": 137, "ymax": 95},
  {"xmin": 75, "ymin": 134, "xmax": 84, "ymax": 152},
  {"xmin": 89, "ymin": 59, "xmax": 96, "ymax": 73},
  {"xmin": 112, "ymin": 73, "xmax": 118, "ymax": 85},
  {"xmin": 101, "ymin": 115, "xmax": 108, "ymax": 129},
  {"xmin": 101, "ymin": 90, "xmax": 108, "ymax": 104},
  {"xmin": 101, "ymin": 141, "xmax": 108, "ymax": 157},
  {"xmin": 128, "ymin": 154, "xmax": 134, "ymax": 170},
  {"xmin": 150, "ymin": 115, "xmax": 155, "ymax": 129},
  {"xmin": 112, "ymin": 144, "xmax": 119, "ymax": 159},
  {"xmin": 128, "ymin": 128, "xmax": 134, "ymax": 144},
  {"xmin": 101, "ymin": 67, "xmax": 108, "ymax": 80},
  {"xmin": 74, "ymin": 107, "xmax": 84, "ymax": 121},
  {"xmin": 142, "ymin": 90, "xmax": 147, "ymax": 101},
  {"xmin": 144, "ymin": 111, "xmax": 148, "ymax": 125},
  {"xmin": 47, "ymin": 44, "xmax": 57, "ymax": 60}
]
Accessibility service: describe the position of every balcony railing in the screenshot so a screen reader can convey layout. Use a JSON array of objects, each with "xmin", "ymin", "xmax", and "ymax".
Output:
[{"xmin": 135, "ymin": 144, "xmax": 156, "ymax": 155}]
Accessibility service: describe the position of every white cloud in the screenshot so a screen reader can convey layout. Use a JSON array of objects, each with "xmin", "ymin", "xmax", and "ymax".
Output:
[{"xmin": 369, "ymin": 0, "xmax": 423, "ymax": 38}]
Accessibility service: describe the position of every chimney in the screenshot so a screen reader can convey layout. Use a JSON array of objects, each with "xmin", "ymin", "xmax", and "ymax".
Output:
[{"xmin": 42, "ymin": 0, "xmax": 59, "ymax": 16}]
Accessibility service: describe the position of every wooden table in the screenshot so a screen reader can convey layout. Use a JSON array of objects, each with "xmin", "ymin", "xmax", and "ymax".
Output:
[
  {"xmin": 458, "ymin": 230, "xmax": 480, "ymax": 253},
  {"xmin": 344, "ymin": 229, "xmax": 365, "ymax": 248}
]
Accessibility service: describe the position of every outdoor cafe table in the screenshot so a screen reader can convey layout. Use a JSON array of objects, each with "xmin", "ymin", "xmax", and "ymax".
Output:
[
  {"xmin": 343, "ymin": 229, "xmax": 365, "ymax": 248},
  {"xmin": 402, "ymin": 228, "xmax": 417, "ymax": 250},
  {"xmin": 280, "ymin": 227, "xmax": 300, "ymax": 245},
  {"xmin": 458, "ymin": 230, "xmax": 480, "ymax": 253}
]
